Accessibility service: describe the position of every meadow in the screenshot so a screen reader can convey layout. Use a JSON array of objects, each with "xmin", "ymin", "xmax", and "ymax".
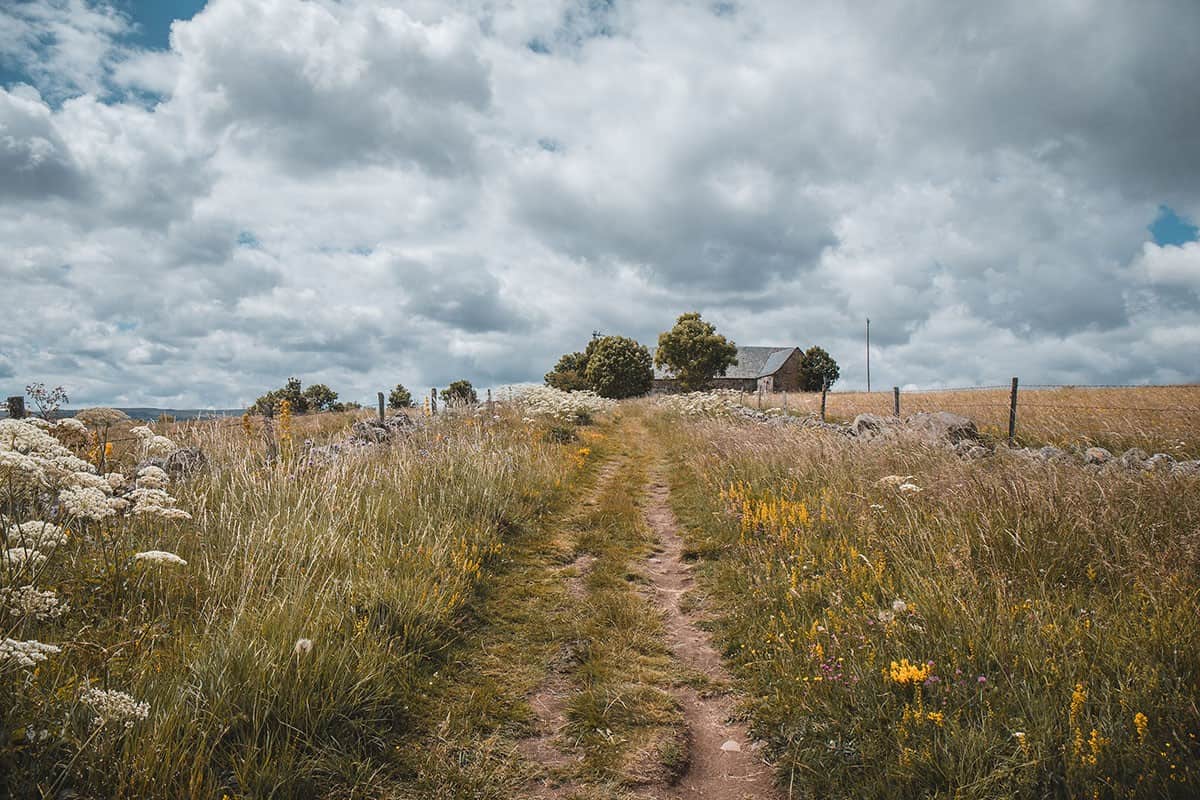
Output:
[
  {"xmin": 746, "ymin": 385, "xmax": 1200, "ymax": 456},
  {"xmin": 654, "ymin": 393, "xmax": 1200, "ymax": 798},
  {"xmin": 3, "ymin": 386, "xmax": 1199, "ymax": 798}
]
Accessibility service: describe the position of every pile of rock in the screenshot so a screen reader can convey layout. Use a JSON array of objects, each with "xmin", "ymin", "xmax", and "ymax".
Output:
[{"xmin": 305, "ymin": 414, "xmax": 425, "ymax": 464}]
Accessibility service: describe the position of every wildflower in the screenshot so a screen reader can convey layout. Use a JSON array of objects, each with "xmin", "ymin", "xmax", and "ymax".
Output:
[
  {"xmin": 1, "ymin": 638, "xmax": 62, "ymax": 669},
  {"xmin": 135, "ymin": 465, "xmax": 169, "ymax": 489},
  {"xmin": 926, "ymin": 711, "xmax": 945, "ymax": 727},
  {"xmin": 887, "ymin": 658, "xmax": 931, "ymax": 686},
  {"xmin": 0, "ymin": 585, "xmax": 68, "ymax": 620},
  {"xmin": 58, "ymin": 486, "xmax": 117, "ymax": 520},
  {"xmin": 2, "ymin": 547, "xmax": 46, "ymax": 569},
  {"xmin": 897, "ymin": 482, "xmax": 922, "ymax": 494},
  {"xmin": 293, "ymin": 638, "xmax": 314, "ymax": 657},
  {"xmin": 104, "ymin": 472, "xmax": 127, "ymax": 490},
  {"xmin": 1134, "ymin": 712, "xmax": 1149, "ymax": 744},
  {"xmin": 134, "ymin": 550, "xmax": 187, "ymax": 566},
  {"xmin": 80, "ymin": 687, "xmax": 150, "ymax": 729},
  {"xmin": 877, "ymin": 609, "xmax": 895, "ymax": 624},
  {"xmin": 891, "ymin": 598, "xmax": 907, "ymax": 613},
  {"xmin": 55, "ymin": 417, "xmax": 87, "ymax": 435},
  {"xmin": 5, "ymin": 521, "xmax": 66, "ymax": 549}
]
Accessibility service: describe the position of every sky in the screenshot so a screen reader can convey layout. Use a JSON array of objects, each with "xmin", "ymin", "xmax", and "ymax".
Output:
[{"xmin": 1, "ymin": 0, "xmax": 1199, "ymax": 408}]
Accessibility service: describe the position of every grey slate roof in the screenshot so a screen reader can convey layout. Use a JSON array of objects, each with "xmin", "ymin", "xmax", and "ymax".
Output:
[{"xmin": 652, "ymin": 346, "xmax": 799, "ymax": 381}]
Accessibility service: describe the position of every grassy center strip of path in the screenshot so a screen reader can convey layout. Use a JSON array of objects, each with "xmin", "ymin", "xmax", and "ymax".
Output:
[{"xmin": 397, "ymin": 414, "xmax": 687, "ymax": 800}]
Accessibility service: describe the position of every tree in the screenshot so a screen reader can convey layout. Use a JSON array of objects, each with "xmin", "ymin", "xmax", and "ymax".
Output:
[
  {"xmin": 388, "ymin": 384, "xmax": 414, "ymax": 409},
  {"xmin": 584, "ymin": 336, "xmax": 653, "ymax": 399},
  {"xmin": 544, "ymin": 351, "xmax": 591, "ymax": 391},
  {"xmin": 25, "ymin": 383, "xmax": 68, "ymax": 420},
  {"xmin": 252, "ymin": 377, "xmax": 310, "ymax": 415},
  {"xmin": 654, "ymin": 312, "xmax": 738, "ymax": 392},
  {"xmin": 799, "ymin": 346, "xmax": 840, "ymax": 391},
  {"xmin": 302, "ymin": 383, "xmax": 339, "ymax": 412},
  {"xmin": 441, "ymin": 380, "xmax": 478, "ymax": 406}
]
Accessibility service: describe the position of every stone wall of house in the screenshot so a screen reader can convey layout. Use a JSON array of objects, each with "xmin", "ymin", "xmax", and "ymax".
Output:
[{"xmin": 772, "ymin": 349, "xmax": 804, "ymax": 392}]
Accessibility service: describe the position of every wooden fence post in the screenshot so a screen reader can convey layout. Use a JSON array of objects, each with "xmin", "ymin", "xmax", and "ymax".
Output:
[
  {"xmin": 487, "ymin": 388, "xmax": 493, "ymax": 415},
  {"xmin": 782, "ymin": 391, "xmax": 788, "ymax": 411},
  {"xmin": 5, "ymin": 396, "xmax": 24, "ymax": 419},
  {"xmin": 893, "ymin": 386, "xmax": 900, "ymax": 417},
  {"xmin": 820, "ymin": 383, "xmax": 827, "ymax": 422},
  {"xmin": 377, "ymin": 392, "xmax": 385, "ymax": 422},
  {"xmin": 1008, "ymin": 377, "xmax": 1019, "ymax": 444},
  {"xmin": 430, "ymin": 388, "xmax": 438, "ymax": 415}
]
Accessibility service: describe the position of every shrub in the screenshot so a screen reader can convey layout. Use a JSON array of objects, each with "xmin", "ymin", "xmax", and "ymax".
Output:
[
  {"xmin": 583, "ymin": 336, "xmax": 653, "ymax": 399},
  {"xmin": 799, "ymin": 345, "xmax": 840, "ymax": 391},
  {"xmin": 388, "ymin": 384, "xmax": 414, "ymax": 410},
  {"xmin": 252, "ymin": 377, "xmax": 308, "ymax": 415},
  {"xmin": 441, "ymin": 380, "xmax": 478, "ymax": 406},
  {"xmin": 545, "ymin": 351, "xmax": 592, "ymax": 391},
  {"xmin": 301, "ymin": 383, "xmax": 339, "ymax": 412},
  {"xmin": 654, "ymin": 312, "xmax": 738, "ymax": 392}
]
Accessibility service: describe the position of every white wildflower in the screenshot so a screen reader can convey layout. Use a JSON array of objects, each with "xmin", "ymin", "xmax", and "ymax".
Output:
[
  {"xmin": 55, "ymin": 417, "xmax": 88, "ymax": 435},
  {"xmin": 75, "ymin": 408, "xmax": 130, "ymax": 428},
  {"xmin": 71, "ymin": 471, "xmax": 112, "ymax": 492},
  {"xmin": 877, "ymin": 609, "xmax": 895, "ymax": 624},
  {"xmin": 513, "ymin": 386, "xmax": 615, "ymax": 422},
  {"xmin": 135, "ymin": 465, "xmax": 169, "ymax": 489},
  {"xmin": 6, "ymin": 521, "xmax": 67, "ymax": 549},
  {"xmin": 127, "ymin": 487, "xmax": 191, "ymax": 520},
  {"xmin": 22, "ymin": 417, "xmax": 52, "ymax": 429},
  {"xmin": 892, "ymin": 598, "xmax": 908, "ymax": 613},
  {"xmin": 0, "ymin": 585, "xmax": 69, "ymax": 620},
  {"xmin": 79, "ymin": 687, "xmax": 150, "ymax": 729},
  {"xmin": 104, "ymin": 472, "xmax": 127, "ymax": 490},
  {"xmin": 106, "ymin": 497, "xmax": 130, "ymax": 513},
  {"xmin": 133, "ymin": 550, "xmax": 187, "ymax": 566},
  {"xmin": 1, "ymin": 638, "xmax": 61, "ymax": 669},
  {"xmin": 130, "ymin": 426, "xmax": 154, "ymax": 440},
  {"xmin": 2, "ymin": 547, "xmax": 46, "ymax": 569},
  {"xmin": 58, "ymin": 486, "xmax": 117, "ymax": 520},
  {"xmin": 897, "ymin": 483, "xmax": 922, "ymax": 494},
  {"xmin": 293, "ymin": 638, "xmax": 313, "ymax": 657}
]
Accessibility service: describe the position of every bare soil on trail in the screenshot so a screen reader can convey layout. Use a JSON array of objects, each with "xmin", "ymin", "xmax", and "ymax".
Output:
[{"xmin": 642, "ymin": 475, "xmax": 782, "ymax": 800}]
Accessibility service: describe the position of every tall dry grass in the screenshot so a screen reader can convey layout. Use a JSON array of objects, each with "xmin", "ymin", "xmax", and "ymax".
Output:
[
  {"xmin": 656, "ymin": 412, "xmax": 1200, "ymax": 798},
  {"xmin": 3, "ymin": 409, "xmax": 574, "ymax": 798},
  {"xmin": 747, "ymin": 385, "xmax": 1200, "ymax": 456}
]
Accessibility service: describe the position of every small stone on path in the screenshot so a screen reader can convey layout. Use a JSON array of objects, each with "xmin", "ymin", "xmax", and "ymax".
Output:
[{"xmin": 720, "ymin": 739, "xmax": 741, "ymax": 752}]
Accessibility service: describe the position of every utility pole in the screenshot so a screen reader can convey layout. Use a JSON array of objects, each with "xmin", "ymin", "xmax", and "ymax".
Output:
[{"xmin": 865, "ymin": 317, "xmax": 871, "ymax": 393}]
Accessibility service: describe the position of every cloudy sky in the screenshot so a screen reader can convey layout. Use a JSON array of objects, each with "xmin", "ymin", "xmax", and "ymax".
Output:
[{"xmin": 2, "ymin": 0, "xmax": 1198, "ymax": 407}]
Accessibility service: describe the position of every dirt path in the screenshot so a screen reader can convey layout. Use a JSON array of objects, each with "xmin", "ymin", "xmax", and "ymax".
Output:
[{"xmin": 642, "ymin": 472, "xmax": 782, "ymax": 800}]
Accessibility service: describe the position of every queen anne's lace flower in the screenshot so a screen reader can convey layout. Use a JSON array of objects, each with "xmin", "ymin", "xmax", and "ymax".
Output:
[
  {"xmin": 58, "ymin": 486, "xmax": 117, "ymax": 520},
  {"xmin": 104, "ymin": 472, "xmax": 127, "ymax": 490},
  {"xmin": 79, "ymin": 687, "xmax": 149, "ymax": 728},
  {"xmin": 55, "ymin": 418, "xmax": 87, "ymax": 435},
  {"xmin": 5, "ymin": 521, "xmax": 67, "ymax": 549},
  {"xmin": 135, "ymin": 465, "xmax": 169, "ymax": 489},
  {"xmin": 126, "ymin": 487, "xmax": 191, "ymax": 520},
  {"xmin": 134, "ymin": 550, "xmax": 187, "ymax": 566},
  {"xmin": 2, "ymin": 547, "xmax": 46, "ymax": 569},
  {"xmin": 131, "ymin": 427, "xmax": 177, "ymax": 458},
  {"xmin": 655, "ymin": 390, "xmax": 745, "ymax": 418},
  {"xmin": 514, "ymin": 386, "xmax": 616, "ymax": 422},
  {"xmin": 1, "ymin": 638, "xmax": 61, "ymax": 669},
  {"xmin": 0, "ymin": 585, "xmax": 68, "ymax": 620}
]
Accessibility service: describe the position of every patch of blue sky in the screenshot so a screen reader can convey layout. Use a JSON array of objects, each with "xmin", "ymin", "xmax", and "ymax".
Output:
[{"xmin": 1149, "ymin": 206, "xmax": 1198, "ymax": 247}]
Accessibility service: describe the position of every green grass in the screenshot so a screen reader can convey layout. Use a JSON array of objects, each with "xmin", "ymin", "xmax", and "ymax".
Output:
[{"xmin": 652, "ymin": 410, "xmax": 1200, "ymax": 799}]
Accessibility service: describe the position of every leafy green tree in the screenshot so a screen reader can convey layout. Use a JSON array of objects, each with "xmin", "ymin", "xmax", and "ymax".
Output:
[
  {"xmin": 584, "ymin": 336, "xmax": 653, "ymax": 399},
  {"xmin": 544, "ymin": 351, "xmax": 591, "ymax": 391},
  {"xmin": 799, "ymin": 346, "xmax": 840, "ymax": 391},
  {"xmin": 654, "ymin": 312, "xmax": 738, "ymax": 392},
  {"xmin": 251, "ymin": 377, "xmax": 310, "ymax": 415},
  {"xmin": 302, "ymin": 383, "xmax": 339, "ymax": 412},
  {"xmin": 441, "ymin": 380, "xmax": 478, "ymax": 406},
  {"xmin": 388, "ymin": 384, "xmax": 414, "ymax": 409}
]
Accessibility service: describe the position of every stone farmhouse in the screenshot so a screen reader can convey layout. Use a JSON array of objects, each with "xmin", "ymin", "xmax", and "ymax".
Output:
[{"xmin": 651, "ymin": 346, "xmax": 803, "ymax": 394}]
